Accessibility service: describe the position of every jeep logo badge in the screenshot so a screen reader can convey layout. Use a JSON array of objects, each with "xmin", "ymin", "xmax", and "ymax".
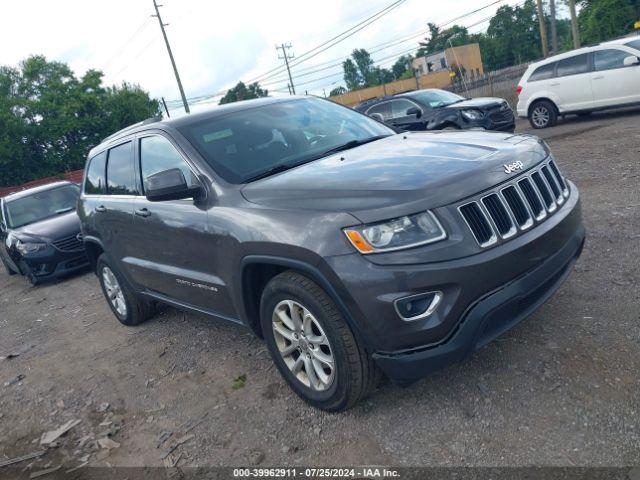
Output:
[{"xmin": 504, "ymin": 161, "xmax": 524, "ymax": 174}]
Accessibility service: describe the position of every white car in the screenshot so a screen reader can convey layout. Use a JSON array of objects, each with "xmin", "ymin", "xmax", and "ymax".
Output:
[{"xmin": 516, "ymin": 37, "xmax": 640, "ymax": 128}]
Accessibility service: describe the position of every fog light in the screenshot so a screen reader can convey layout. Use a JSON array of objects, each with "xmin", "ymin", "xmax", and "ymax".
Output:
[{"xmin": 394, "ymin": 291, "xmax": 442, "ymax": 321}]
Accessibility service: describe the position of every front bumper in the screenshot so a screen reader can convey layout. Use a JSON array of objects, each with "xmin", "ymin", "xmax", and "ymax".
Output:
[
  {"xmin": 323, "ymin": 183, "xmax": 584, "ymax": 382},
  {"xmin": 373, "ymin": 225, "xmax": 584, "ymax": 383},
  {"xmin": 16, "ymin": 246, "xmax": 89, "ymax": 282}
]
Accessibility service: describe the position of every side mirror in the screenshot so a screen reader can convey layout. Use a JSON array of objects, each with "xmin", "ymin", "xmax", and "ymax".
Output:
[
  {"xmin": 145, "ymin": 168, "xmax": 202, "ymax": 202},
  {"xmin": 623, "ymin": 55, "xmax": 640, "ymax": 67},
  {"xmin": 0, "ymin": 222, "xmax": 6, "ymax": 233},
  {"xmin": 406, "ymin": 106, "xmax": 422, "ymax": 118},
  {"xmin": 369, "ymin": 112, "xmax": 384, "ymax": 122}
]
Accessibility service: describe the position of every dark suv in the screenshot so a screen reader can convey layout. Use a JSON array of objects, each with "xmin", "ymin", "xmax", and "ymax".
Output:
[{"xmin": 78, "ymin": 96, "xmax": 585, "ymax": 411}]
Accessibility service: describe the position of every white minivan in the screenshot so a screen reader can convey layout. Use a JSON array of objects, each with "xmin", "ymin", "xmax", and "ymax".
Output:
[{"xmin": 517, "ymin": 37, "xmax": 640, "ymax": 128}]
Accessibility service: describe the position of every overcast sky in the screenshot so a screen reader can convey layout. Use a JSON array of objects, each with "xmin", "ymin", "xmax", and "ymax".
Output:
[{"xmin": 1, "ymin": 0, "xmax": 525, "ymax": 114}]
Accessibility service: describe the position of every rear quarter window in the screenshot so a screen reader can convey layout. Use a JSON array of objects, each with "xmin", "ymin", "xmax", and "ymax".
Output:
[
  {"xmin": 84, "ymin": 152, "xmax": 107, "ymax": 194},
  {"xmin": 528, "ymin": 62, "xmax": 556, "ymax": 82},
  {"xmin": 556, "ymin": 54, "xmax": 589, "ymax": 77}
]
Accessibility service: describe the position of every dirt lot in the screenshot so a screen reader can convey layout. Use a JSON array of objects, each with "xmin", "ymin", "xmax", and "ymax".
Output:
[{"xmin": 1, "ymin": 109, "xmax": 639, "ymax": 474}]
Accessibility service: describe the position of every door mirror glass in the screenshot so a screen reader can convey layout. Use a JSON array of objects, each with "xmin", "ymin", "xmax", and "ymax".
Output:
[
  {"xmin": 406, "ymin": 106, "xmax": 422, "ymax": 118},
  {"xmin": 145, "ymin": 168, "xmax": 201, "ymax": 202},
  {"xmin": 369, "ymin": 112, "xmax": 384, "ymax": 122},
  {"xmin": 623, "ymin": 55, "xmax": 640, "ymax": 67}
]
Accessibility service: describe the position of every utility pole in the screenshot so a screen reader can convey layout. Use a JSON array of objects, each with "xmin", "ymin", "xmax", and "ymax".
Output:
[
  {"xmin": 568, "ymin": 0, "xmax": 581, "ymax": 49},
  {"xmin": 277, "ymin": 43, "xmax": 295, "ymax": 95},
  {"xmin": 549, "ymin": 0, "xmax": 558, "ymax": 54},
  {"xmin": 152, "ymin": 0, "xmax": 190, "ymax": 114},
  {"xmin": 535, "ymin": 0, "xmax": 549, "ymax": 58}
]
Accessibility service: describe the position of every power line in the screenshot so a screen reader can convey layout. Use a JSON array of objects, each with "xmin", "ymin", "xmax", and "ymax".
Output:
[
  {"xmin": 246, "ymin": 0, "xmax": 409, "ymax": 85},
  {"xmin": 101, "ymin": 17, "xmax": 153, "ymax": 71}
]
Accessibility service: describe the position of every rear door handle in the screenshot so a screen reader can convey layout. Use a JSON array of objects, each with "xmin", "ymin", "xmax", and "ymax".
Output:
[
  {"xmin": 549, "ymin": 82, "xmax": 560, "ymax": 86},
  {"xmin": 592, "ymin": 75, "xmax": 604, "ymax": 80},
  {"xmin": 95, "ymin": 205, "xmax": 106, "ymax": 213},
  {"xmin": 134, "ymin": 208, "xmax": 151, "ymax": 218}
]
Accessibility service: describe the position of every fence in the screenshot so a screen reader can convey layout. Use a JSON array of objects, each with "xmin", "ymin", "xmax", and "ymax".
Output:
[{"xmin": 446, "ymin": 64, "xmax": 529, "ymax": 109}]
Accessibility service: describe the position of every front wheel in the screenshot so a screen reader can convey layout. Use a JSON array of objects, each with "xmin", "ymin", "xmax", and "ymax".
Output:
[
  {"xmin": 260, "ymin": 271, "xmax": 380, "ymax": 411},
  {"xmin": 97, "ymin": 254, "xmax": 153, "ymax": 326},
  {"xmin": 1, "ymin": 256, "xmax": 16, "ymax": 276},
  {"xmin": 528, "ymin": 100, "xmax": 557, "ymax": 129}
]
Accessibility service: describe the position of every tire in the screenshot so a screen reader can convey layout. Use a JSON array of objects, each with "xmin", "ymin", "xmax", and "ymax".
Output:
[
  {"xmin": 1, "ymin": 256, "xmax": 16, "ymax": 276},
  {"xmin": 96, "ymin": 253, "xmax": 153, "ymax": 326},
  {"xmin": 528, "ymin": 100, "xmax": 557, "ymax": 129},
  {"xmin": 260, "ymin": 271, "xmax": 380, "ymax": 411},
  {"xmin": 18, "ymin": 260, "xmax": 40, "ymax": 286}
]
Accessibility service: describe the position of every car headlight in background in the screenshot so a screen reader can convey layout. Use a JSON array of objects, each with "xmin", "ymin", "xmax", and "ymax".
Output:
[
  {"xmin": 15, "ymin": 240, "xmax": 47, "ymax": 255},
  {"xmin": 344, "ymin": 211, "xmax": 446, "ymax": 254},
  {"xmin": 461, "ymin": 109, "xmax": 484, "ymax": 121}
]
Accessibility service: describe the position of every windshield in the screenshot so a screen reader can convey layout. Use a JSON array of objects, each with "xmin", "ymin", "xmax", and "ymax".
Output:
[
  {"xmin": 5, "ymin": 184, "xmax": 79, "ymax": 228},
  {"xmin": 178, "ymin": 97, "xmax": 394, "ymax": 183},
  {"xmin": 407, "ymin": 89, "xmax": 465, "ymax": 108}
]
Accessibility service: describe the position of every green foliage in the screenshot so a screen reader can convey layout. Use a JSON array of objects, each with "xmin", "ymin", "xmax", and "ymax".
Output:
[
  {"xmin": 232, "ymin": 374, "xmax": 247, "ymax": 390},
  {"xmin": 0, "ymin": 55, "xmax": 159, "ymax": 187},
  {"xmin": 329, "ymin": 86, "xmax": 347, "ymax": 96},
  {"xmin": 219, "ymin": 81, "xmax": 268, "ymax": 105},
  {"xmin": 391, "ymin": 54, "xmax": 414, "ymax": 79},
  {"xmin": 417, "ymin": 23, "xmax": 470, "ymax": 56},
  {"xmin": 578, "ymin": 0, "xmax": 638, "ymax": 43},
  {"xmin": 341, "ymin": 49, "xmax": 394, "ymax": 90}
]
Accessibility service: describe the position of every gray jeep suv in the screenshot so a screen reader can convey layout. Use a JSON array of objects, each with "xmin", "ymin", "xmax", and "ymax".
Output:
[{"xmin": 78, "ymin": 96, "xmax": 585, "ymax": 411}]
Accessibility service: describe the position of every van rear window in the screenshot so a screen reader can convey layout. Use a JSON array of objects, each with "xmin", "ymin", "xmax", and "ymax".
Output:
[{"xmin": 528, "ymin": 62, "xmax": 555, "ymax": 82}]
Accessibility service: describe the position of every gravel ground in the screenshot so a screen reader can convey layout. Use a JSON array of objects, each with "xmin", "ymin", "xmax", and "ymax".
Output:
[{"xmin": 1, "ymin": 109, "xmax": 639, "ymax": 474}]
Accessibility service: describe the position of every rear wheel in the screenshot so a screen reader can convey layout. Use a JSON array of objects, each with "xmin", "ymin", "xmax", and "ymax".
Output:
[
  {"xmin": 529, "ymin": 100, "xmax": 557, "ymax": 129},
  {"xmin": 260, "ymin": 271, "xmax": 380, "ymax": 411},
  {"xmin": 97, "ymin": 254, "xmax": 153, "ymax": 326}
]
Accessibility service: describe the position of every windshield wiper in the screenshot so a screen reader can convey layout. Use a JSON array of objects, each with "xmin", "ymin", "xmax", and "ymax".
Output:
[
  {"xmin": 244, "ymin": 163, "xmax": 304, "ymax": 183},
  {"xmin": 318, "ymin": 135, "xmax": 389, "ymax": 157},
  {"xmin": 55, "ymin": 207, "xmax": 74, "ymax": 214}
]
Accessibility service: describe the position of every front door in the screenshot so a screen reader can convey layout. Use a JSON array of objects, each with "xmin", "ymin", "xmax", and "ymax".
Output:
[
  {"xmin": 388, "ymin": 99, "xmax": 425, "ymax": 131},
  {"xmin": 591, "ymin": 48, "xmax": 640, "ymax": 108},
  {"xmin": 125, "ymin": 134, "xmax": 232, "ymax": 316}
]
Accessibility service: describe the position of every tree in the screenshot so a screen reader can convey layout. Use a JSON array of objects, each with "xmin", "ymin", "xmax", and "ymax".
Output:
[
  {"xmin": 0, "ymin": 55, "xmax": 159, "ymax": 186},
  {"xmin": 578, "ymin": 0, "xmax": 638, "ymax": 44},
  {"xmin": 219, "ymin": 81, "xmax": 268, "ymax": 105},
  {"xmin": 391, "ymin": 54, "xmax": 414, "ymax": 79},
  {"xmin": 417, "ymin": 23, "xmax": 470, "ymax": 56},
  {"xmin": 329, "ymin": 86, "xmax": 347, "ymax": 96}
]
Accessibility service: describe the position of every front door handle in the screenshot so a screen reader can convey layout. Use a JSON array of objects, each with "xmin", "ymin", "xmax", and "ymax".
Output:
[
  {"xmin": 134, "ymin": 208, "xmax": 151, "ymax": 218},
  {"xmin": 95, "ymin": 205, "xmax": 106, "ymax": 213},
  {"xmin": 592, "ymin": 75, "xmax": 604, "ymax": 80},
  {"xmin": 549, "ymin": 82, "xmax": 560, "ymax": 86}
]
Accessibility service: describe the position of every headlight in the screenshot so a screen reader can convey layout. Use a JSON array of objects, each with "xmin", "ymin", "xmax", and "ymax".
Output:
[
  {"xmin": 344, "ymin": 211, "xmax": 446, "ymax": 254},
  {"xmin": 16, "ymin": 240, "xmax": 47, "ymax": 255},
  {"xmin": 461, "ymin": 109, "xmax": 484, "ymax": 120}
]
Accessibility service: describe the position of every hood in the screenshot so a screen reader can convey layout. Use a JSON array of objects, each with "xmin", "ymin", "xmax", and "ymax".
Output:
[
  {"xmin": 444, "ymin": 97, "xmax": 507, "ymax": 110},
  {"xmin": 13, "ymin": 210, "xmax": 81, "ymax": 243},
  {"xmin": 241, "ymin": 132, "xmax": 549, "ymax": 222}
]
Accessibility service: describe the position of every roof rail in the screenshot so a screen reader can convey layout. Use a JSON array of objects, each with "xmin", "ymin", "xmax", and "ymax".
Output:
[{"xmin": 101, "ymin": 116, "xmax": 163, "ymax": 143}]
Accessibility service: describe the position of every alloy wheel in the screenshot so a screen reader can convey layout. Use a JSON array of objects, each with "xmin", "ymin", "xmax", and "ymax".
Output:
[
  {"xmin": 102, "ymin": 266, "xmax": 127, "ymax": 317},
  {"xmin": 532, "ymin": 106, "xmax": 550, "ymax": 128},
  {"xmin": 272, "ymin": 299, "xmax": 335, "ymax": 391}
]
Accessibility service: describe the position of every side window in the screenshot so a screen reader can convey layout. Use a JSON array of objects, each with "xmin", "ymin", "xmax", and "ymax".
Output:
[
  {"xmin": 528, "ymin": 62, "xmax": 556, "ymax": 82},
  {"xmin": 594, "ymin": 49, "xmax": 632, "ymax": 71},
  {"xmin": 140, "ymin": 136, "xmax": 198, "ymax": 192},
  {"xmin": 366, "ymin": 102, "xmax": 391, "ymax": 120},
  {"xmin": 84, "ymin": 152, "xmax": 106, "ymax": 195},
  {"xmin": 626, "ymin": 39, "xmax": 640, "ymax": 52},
  {"xmin": 556, "ymin": 54, "xmax": 589, "ymax": 77},
  {"xmin": 390, "ymin": 99, "xmax": 419, "ymax": 119},
  {"xmin": 106, "ymin": 142, "xmax": 137, "ymax": 195}
]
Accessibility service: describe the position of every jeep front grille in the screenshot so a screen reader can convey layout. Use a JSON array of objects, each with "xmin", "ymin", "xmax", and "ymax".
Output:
[{"xmin": 459, "ymin": 158, "xmax": 569, "ymax": 248}]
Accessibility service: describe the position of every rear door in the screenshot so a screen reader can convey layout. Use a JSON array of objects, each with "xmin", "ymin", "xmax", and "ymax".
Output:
[
  {"xmin": 552, "ymin": 53, "xmax": 594, "ymax": 112},
  {"xmin": 591, "ymin": 48, "xmax": 640, "ymax": 107},
  {"xmin": 98, "ymin": 141, "xmax": 138, "ymax": 276},
  {"xmin": 125, "ymin": 134, "xmax": 229, "ymax": 314}
]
